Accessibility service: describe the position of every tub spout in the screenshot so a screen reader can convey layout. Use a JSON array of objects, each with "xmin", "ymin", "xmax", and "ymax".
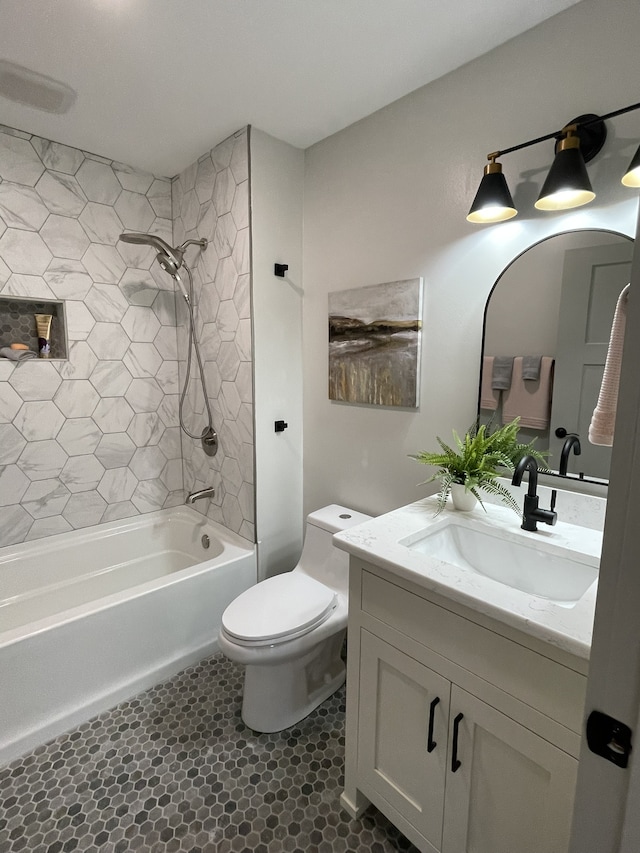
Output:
[{"xmin": 186, "ymin": 487, "xmax": 215, "ymax": 504}]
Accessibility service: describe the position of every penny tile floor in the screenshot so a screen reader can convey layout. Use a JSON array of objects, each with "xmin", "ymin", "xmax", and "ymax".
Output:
[{"xmin": 0, "ymin": 654, "xmax": 418, "ymax": 852}]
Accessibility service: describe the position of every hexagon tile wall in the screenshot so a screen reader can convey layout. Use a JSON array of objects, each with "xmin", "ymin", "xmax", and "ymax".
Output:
[
  {"xmin": 172, "ymin": 129, "xmax": 254, "ymax": 543},
  {"xmin": 0, "ymin": 125, "xmax": 254, "ymax": 547}
]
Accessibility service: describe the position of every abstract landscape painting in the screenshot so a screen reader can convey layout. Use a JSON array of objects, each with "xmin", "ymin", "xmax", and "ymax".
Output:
[{"xmin": 328, "ymin": 278, "xmax": 423, "ymax": 407}]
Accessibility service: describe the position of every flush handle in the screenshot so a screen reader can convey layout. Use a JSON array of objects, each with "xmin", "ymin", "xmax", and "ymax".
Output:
[{"xmin": 427, "ymin": 696, "xmax": 440, "ymax": 753}]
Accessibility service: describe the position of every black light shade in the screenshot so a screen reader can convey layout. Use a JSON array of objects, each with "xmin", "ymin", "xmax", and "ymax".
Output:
[
  {"xmin": 467, "ymin": 160, "xmax": 517, "ymax": 224},
  {"xmin": 467, "ymin": 103, "xmax": 640, "ymax": 224},
  {"xmin": 535, "ymin": 132, "xmax": 595, "ymax": 211},
  {"xmin": 622, "ymin": 143, "xmax": 640, "ymax": 187}
]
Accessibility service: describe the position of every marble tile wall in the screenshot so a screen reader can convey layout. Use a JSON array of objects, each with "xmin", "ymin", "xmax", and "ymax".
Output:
[
  {"xmin": 172, "ymin": 128, "xmax": 255, "ymax": 542},
  {"xmin": 0, "ymin": 126, "xmax": 184, "ymax": 546}
]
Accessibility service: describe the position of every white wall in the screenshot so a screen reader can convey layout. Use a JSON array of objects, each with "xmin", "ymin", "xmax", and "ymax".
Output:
[
  {"xmin": 250, "ymin": 128, "xmax": 304, "ymax": 579},
  {"xmin": 302, "ymin": 0, "xmax": 640, "ymax": 518}
]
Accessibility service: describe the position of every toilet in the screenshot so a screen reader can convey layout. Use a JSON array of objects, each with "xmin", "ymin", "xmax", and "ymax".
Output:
[{"xmin": 218, "ymin": 504, "xmax": 372, "ymax": 732}]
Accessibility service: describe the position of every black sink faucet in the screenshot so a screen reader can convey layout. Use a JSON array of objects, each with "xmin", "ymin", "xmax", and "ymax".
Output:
[
  {"xmin": 551, "ymin": 434, "xmax": 582, "ymax": 513},
  {"xmin": 511, "ymin": 455, "xmax": 558, "ymax": 532},
  {"xmin": 559, "ymin": 434, "xmax": 581, "ymax": 476}
]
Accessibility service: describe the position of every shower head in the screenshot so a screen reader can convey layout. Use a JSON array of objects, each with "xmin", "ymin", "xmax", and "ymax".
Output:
[
  {"xmin": 119, "ymin": 231, "xmax": 184, "ymax": 272},
  {"xmin": 119, "ymin": 231, "xmax": 174, "ymax": 253},
  {"xmin": 119, "ymin": 231, "xmax": 187, "ymax": 298},
  {"xmin": 118, "ymin": 232, "xmax": 208, "ymax": 303}
]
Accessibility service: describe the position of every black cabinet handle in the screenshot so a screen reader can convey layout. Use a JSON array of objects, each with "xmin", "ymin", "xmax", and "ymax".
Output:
[
  {"xmin": 451, "ymin": 712, "xmax": 464, "ymax": 772},
  {"xmin": 427, "ymin": 697, "xmax": 440, "ymax": 753}
]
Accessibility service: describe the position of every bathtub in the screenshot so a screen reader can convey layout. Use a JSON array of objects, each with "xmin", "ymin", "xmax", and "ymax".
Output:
[{"xmin": 0, "ymin": 506, "xmax": 256, "ymax": 767}]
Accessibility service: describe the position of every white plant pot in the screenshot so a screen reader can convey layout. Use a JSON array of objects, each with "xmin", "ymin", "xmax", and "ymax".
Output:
[{"xmin": 450, "ymin": 483, "xmax": 477, "ymax": 512}]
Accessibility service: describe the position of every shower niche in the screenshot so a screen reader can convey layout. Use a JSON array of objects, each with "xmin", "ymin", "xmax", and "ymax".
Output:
[{"xmin": 0, "ymin": 297, "xmax": 68, "ymax": 360}]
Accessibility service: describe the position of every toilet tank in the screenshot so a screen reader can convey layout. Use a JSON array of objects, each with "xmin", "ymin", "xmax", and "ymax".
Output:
[{"xmin": 296, "ymin": 504, "xmax": 373, "ymax": 595}]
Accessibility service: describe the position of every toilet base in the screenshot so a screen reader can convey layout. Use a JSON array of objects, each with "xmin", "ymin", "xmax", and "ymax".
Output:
[{"xmin": 240, "ymin": 630, "xmax": 346, "ymax": 732}]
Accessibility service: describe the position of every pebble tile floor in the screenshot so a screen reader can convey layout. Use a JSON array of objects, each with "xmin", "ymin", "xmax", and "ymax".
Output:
[{"xmin": 0, "ymin": 654, "xmax": 419, "ymax": 852}]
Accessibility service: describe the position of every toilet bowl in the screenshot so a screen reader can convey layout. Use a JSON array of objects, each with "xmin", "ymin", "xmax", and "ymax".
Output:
[{"xmin": 218, "ymin": 504, "xmax": 372, "ymax": 732}]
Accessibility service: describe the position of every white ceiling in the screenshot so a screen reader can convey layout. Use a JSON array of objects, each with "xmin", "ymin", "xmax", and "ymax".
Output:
[{"xmin": 0, "ymin": 0, "xmax": 581, "ymax": 177}]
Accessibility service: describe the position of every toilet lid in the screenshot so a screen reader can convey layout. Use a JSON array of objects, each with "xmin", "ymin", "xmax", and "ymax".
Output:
[{"xmin": 221, "ymin": 573, "xmax": 337, "ymax": 643}]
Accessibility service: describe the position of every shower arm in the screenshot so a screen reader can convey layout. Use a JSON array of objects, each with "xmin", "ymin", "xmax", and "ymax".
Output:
[{"xmin": 180, "ymin": 238, "xmax": 208, "ymax": 251}]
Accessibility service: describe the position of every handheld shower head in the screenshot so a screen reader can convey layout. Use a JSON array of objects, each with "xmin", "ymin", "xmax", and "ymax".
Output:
[
  {"xmin": 155, "ymin": 249, "xmax": 183, "ymax": 277},
  {"xmin": 170, "ymin": 270, "xmax": 191, "ymax": 303}
]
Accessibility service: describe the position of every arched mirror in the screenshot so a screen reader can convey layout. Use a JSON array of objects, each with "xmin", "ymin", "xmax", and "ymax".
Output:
[{"xmin": 478, "ymin": 230, "xmax": 633, "ymax": 483}]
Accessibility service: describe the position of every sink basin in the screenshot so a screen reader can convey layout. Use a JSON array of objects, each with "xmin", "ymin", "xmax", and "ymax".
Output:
[{"xmin": 402, "ymin": 521, "xmax": 598, "ymax": 607}]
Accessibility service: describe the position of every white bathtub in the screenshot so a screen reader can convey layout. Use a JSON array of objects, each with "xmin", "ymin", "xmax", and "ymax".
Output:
[{"xmin": 0, "ymin": 506, "xmax": 256, "ymax": 766}]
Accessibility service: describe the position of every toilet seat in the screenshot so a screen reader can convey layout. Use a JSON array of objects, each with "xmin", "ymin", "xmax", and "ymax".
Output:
[{"xmin": 221, "ymin": 573, "xmax": 337, "ymax": 647}]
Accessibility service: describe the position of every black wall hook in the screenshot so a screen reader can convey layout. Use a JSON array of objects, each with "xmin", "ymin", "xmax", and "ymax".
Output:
[{"xmin": 274, "ymin": 263, "xmax": 288, "ymax": 277}]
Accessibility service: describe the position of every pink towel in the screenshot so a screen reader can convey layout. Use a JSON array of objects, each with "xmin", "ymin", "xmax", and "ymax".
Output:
[
  {"xmin": 480, "ymin": 356, "xmax": 499, "ymax": 410},
  {"xmin": 589, "ymin": 283, "xmax": 630, "ymax": 446},
  {"xmin": 502, "ymin": 356, "xmax": 554, "ymax": 429}
]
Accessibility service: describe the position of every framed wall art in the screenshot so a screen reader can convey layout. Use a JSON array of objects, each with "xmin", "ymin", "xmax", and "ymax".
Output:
[{"xmin": 328, "ymin": 277, "xmax": 423, "ymax": 408}]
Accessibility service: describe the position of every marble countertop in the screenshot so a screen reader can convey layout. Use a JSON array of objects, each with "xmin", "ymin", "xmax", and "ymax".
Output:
[{"xmin": 333, "ymin": 497, "xmax": 603, "ymax": 660}]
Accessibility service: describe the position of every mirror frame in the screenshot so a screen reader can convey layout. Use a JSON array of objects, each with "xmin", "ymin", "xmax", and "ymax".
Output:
[{"xmin": 477, "ymin": 228, "xmax": 633, "ymax": 488}]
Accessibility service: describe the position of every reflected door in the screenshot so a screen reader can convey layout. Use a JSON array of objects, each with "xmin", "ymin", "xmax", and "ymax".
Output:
[{"xmin": 550, "ymin": 242, "xmax": 633, "ymax": 479}]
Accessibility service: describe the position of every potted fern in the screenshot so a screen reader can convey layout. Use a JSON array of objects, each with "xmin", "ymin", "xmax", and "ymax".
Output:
[{"xmin": 410, "ymin": 418, "xmax": 546, "ymax": 514}]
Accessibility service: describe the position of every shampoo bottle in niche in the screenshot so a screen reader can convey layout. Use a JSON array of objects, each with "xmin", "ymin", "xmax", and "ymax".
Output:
[{"xmin": 35, "ymin": 314, "xmax": 52, "ymax": 358}]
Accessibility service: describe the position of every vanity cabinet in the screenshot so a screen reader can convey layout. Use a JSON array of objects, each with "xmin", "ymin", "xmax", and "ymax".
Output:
[
  {"xmin": 358, "ymin": 632, "xmax": 449, "ymax": 849},
  {"xmin": 342, "ymin": 560, "xmax": 587, "ymax": 853}
]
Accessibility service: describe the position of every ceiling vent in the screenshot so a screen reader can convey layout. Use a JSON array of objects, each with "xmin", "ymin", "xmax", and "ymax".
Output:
[{"xmin": 0, "ymin": 60, "xmax": 76, "ymax": 113}]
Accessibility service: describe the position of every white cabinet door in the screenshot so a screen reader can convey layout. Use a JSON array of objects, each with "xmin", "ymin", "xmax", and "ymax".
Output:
[
  {"xmin": 442, "ymin": 686, "xmax": 578, "ymax": 853},
  {"xmin": 358, "ymin": 630, "xmax": 451, "ymax": 852}
]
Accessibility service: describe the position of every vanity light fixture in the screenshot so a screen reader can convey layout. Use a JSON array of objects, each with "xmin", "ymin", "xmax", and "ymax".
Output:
[{"xmin": 467, "ymin": 101, "xmax": 640, "ymax": 223}]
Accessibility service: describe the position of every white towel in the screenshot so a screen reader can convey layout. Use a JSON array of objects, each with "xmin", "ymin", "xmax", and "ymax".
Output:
[{"xmin": 589, "ymin": 283, "xmax": 630, "ymax": 446}]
